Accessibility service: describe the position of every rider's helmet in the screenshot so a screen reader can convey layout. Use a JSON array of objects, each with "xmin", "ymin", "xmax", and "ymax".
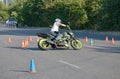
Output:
[{"xmin": 55, "ymin": 18, "xmax": 61, "ymax": 23}]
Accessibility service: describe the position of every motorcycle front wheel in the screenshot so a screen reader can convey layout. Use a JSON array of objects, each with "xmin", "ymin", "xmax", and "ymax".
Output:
[
  {"xmin": 70, "ymin": 39, "xmax": 83, "ymax": 50},
  {"xmin": 38, "ymin": 39, "xmax": 51, "ymax": 50}
]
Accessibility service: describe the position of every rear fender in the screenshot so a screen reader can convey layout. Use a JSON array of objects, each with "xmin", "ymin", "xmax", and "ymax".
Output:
[{"xmin": 36, "ymin": 32, "xmax": 49, "ymax": 38}]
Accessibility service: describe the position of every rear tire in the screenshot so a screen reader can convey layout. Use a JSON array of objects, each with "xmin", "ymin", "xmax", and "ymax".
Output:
[
  {"xmin": 70, "ymin": 39, "xmax": 83, "ymax": 50},
  {"xmin": 38, "ymin": 39, "xmax": 51, "ymax": 50}
]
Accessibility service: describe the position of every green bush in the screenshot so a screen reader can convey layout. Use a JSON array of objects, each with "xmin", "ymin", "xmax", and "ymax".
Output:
[
  {"xmin": 6, "ymin": 0, "xmax": 120, "ymax": 31},
  {"xmin": 0, "ymin": 2, "xmax": 9, "ymax": 21}
]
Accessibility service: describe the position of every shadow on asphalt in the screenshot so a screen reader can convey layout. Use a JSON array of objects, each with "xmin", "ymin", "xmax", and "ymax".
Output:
[
  {"xmin": 9, "ymin": 70, "xmax": 29, "ymax": 73},
  {"xmin": 93, "ymin": 46, "xmax": 120, "ymax": 54},
  {"xmin": 5, "ymin": 46, "xmax": 75, "ymax": 51},
  {"xmin": 5, "ymin": 46, "xmax": 40, "ymax": 51}
]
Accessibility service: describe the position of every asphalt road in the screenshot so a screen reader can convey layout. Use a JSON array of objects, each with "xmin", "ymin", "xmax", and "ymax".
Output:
[{"xmin": 0, "ymin": 26, "xmax": 120, "ymax": 79}]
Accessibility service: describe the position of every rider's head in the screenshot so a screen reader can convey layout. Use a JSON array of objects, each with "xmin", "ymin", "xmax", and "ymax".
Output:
[{"xmin": 55, "ymin": 18, "xmax": 61, "ymax": 23}]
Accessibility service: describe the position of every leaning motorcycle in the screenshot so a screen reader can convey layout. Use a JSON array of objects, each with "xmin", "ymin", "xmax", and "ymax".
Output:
[{"xmin": 37, "ymin": 25, "xmax": 83, "ymax": 50}]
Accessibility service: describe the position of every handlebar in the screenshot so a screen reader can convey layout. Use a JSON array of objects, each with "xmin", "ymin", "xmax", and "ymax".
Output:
[{"xmin": 66, "ymin": 25, "xmax": 71, "ymax": 30}]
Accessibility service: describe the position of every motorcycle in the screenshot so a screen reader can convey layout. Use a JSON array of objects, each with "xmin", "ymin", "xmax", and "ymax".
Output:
[{"xmin": 36, "ymin": 25, "xmax": 83, "ymax": 50}]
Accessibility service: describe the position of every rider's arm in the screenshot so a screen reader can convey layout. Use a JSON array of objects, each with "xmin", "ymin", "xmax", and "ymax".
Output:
[{"xmin": 60, "ymin": 23, "xmax": 66, "ymax": 27}]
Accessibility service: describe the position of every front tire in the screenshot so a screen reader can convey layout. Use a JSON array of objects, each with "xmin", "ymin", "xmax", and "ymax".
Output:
[
  {"xmin": 38, "ymin": 39, "xmax": 51, "ymax": 50},
  {"xmin": 70, "ymin": 39, "xmax": 83, "ymax": 50}
]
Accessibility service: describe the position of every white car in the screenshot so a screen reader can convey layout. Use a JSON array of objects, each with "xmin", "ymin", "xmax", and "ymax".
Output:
[{"xmin": 6, "ymin": 18, "xmax": 18, "ymax": 26}]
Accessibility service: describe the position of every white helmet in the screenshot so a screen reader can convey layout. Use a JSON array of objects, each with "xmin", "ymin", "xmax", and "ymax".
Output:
[{"xmin": 55, "ymin": 18, "xmax": 61, "ymax": 22}]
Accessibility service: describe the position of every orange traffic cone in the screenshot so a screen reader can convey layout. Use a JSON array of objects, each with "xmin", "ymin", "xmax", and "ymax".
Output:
[
  {"xmin": 7, "ymin": 37, "xmax": 12, "ymax": 43},
  {"xmin": 111, "ymin": 37, "xmax": 115, "ymax": 44},
  {"xmin": 29, "ymin": 36, "xmax": 32, "ymax": 42},
  {"xmin": 21, "ymin": 40, "xmax": 26, "ymax": 48},
  {"xmin": 24, "ymin": 39, "xmax": 29, "ymax": 47},
  {"xmin": 105, "ymin": 36, "xmax": 108, "ymax": 43},
  {"xmin": 84, "ymin": 36, "xmax": 88, "ymax": 42},
  {"xmin": 36, "ymin": 38, "xmax": 39, "ymax": 44}
]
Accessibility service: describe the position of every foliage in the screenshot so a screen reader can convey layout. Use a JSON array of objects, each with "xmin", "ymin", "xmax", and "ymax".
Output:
[
  {"xmin": 99, "ymin": 0, "xmax": 120, "ymax": 31},
  {"xmin": 21, "ymin": 0, "xmax": 45, "ymax": 26},
  {"xmin": 7, "ymin": 0, "xmax": 27, "ymax": 25},
  {"xmin": 48, "ymin": 1, "xmax": 87, "ymax": 29},
  {"xmin": 0, "ymin": 2, "xmax": 9, "ymax": 21},
  {"xmin": 84, "ymin": 0, "xmax": 102, "ymax": 30},
  {"xmin": 20, "ymin": 0, "xmax": 88, "ymax": 28},
  {"xmin": 4, "ymin": 0, "xmax": 120, "ymax": 31}
]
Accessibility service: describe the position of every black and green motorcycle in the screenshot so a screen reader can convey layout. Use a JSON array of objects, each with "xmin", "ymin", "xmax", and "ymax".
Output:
[{"xmin": 37, "ymin": 25, "xmax": 83, "ymax": 50}]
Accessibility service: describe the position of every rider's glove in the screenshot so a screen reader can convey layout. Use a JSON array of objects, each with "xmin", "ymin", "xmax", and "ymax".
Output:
[{"xmin": 66, "ymin": 25, "xmax": 71, "ymax": 30}]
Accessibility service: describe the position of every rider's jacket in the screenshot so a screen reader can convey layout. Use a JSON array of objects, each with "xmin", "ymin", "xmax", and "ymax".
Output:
[{"xmin": 51, "ymin": 21, "xmax": 61, "ymax": 32}]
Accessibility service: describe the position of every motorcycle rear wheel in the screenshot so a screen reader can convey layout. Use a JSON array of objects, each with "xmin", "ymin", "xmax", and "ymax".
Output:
[
  {"xmin": 70, "ymin": 39, "xmax": 83, "ymax": 50},
  {"xmin": 38, "ymin": 39, "xmax": 51, "ymax": 50}
]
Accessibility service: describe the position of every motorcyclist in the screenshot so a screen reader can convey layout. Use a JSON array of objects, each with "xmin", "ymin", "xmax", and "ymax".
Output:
[{"xmin": 49, "ymin": 18, "xmax": 66, "ymax": 43}]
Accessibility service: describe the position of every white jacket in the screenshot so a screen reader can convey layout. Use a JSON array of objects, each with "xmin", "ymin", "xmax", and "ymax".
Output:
[{"xmin": 51, "ymin": 21, "xmax": 61, "ymax": 32}]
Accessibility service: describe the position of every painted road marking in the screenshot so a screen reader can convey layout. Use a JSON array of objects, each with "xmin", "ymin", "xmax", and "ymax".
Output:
[{"xmin": 59, "ymin": 60, "xmax": 80, "ymax": 69}]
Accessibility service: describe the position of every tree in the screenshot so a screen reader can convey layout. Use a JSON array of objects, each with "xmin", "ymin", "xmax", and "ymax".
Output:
[
  {"xmin": 6, "ymin": 0, "xmax": 120, "ymax": 31},
  {"xmin": 99, "ymin": 0, "xmax": 120, "ymax": 31},
  {"xmin": 48, "ymin": 1, "xmax": 87, "ymax": 29},
  {"xmin": 21, "ymin": 0, "xmax": 46, "ymax": 26},
  {"xmin": 7, "ymin": 0, "xmax": 27, "ymax": 25},
  {"xmin": 84, "ymin": 0, "xmax": 102, "ymax": 30},
  {"xmin": 0, "ymin": 2, "xmax": 9, "ymax": 21}
]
